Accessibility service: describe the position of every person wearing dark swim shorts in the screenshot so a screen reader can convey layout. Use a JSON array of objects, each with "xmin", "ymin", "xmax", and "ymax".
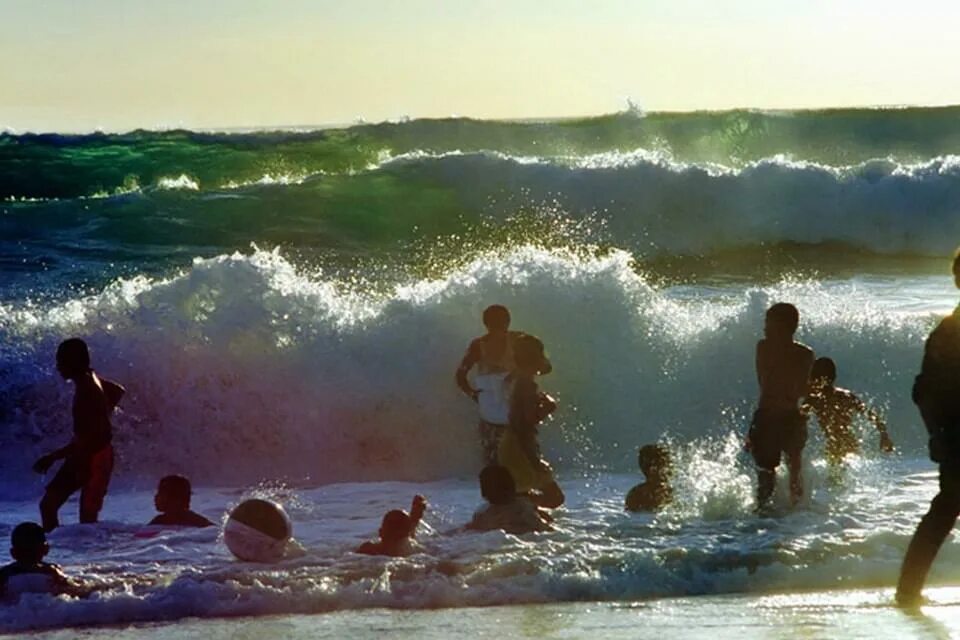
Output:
[
  {"xmin": 746, "ymin": 303, "xmax": 814, "ymax": 509},
  {"xmin": 33, "ymin": 339, "xmax": 125, "ymax": 532}
]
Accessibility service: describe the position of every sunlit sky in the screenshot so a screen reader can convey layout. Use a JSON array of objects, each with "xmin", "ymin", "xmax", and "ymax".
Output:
[{"xmin": 3, "ymin": 0, "xmax": 960, "ymax": 132}]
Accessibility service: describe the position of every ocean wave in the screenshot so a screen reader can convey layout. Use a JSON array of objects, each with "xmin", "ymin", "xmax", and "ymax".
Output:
[
  {"xmin": 4, "ymin": 147, "xmax": 960, "ymax": 271},
  {"xmin": 0, "ymin": 246, "xmax": 933, "ymax": 486},
  {"xmin": 7, "ymin": 105, "xmax": 960, "ymax": 200}
]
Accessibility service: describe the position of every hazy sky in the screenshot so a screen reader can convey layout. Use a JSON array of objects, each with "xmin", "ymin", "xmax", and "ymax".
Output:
[{"xmin": 3, "ymin": 0, "xmax": 960, "ymax": 132}]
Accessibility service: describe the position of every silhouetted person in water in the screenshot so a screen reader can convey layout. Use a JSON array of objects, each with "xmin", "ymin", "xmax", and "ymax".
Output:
[
  {"xmin": 625, "ymin": 444, "xmax": 673, "ymax": 512},
  {"xmin": 33, "ymin": 339, "xmax": 125, "ymax": 532},
  {"xmin": 498, "ymin": 334, "xmax": 565, "ymax": 509},
  {"xmin": 746, "ymin": 303, "xmax": 814, "ymax": 510},
  {"xmin": 0, "ymin": 522, "xmax": 86, "ymax": 599},
  {"xmin": 897, "ymin": 250, "xmax": 960, "ymax": 606},
  {"xmin": 356, "ymin": 495, "xmax": 427, "ymax": 557},
  {"xmin": 466, "ymin": 465, "xmax": 552, "ymax": 534},
  {"xmin": 456, "ymin": 305, "xmax": 551, "ymax": 464},
  {"xmin": 804, "ymin": 357, "xmax": 894, "ymax": 467},
  {"xmin": 148, "ymin": 475, "xmax": 215, "ymax": 528}
]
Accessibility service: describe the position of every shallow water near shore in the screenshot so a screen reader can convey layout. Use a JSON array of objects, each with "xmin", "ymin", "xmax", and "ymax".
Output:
[
  {"xmin": 22, "ymin": 590, "xmax": 960, "ymax": 640},
  {"xmin": 1, "ymin": 456, "xmax": 957, "ymax": 635}
]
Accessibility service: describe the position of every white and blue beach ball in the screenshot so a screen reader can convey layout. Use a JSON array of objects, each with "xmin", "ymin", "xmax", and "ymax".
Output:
[{"xmin": 223, "ymin": 498, "xmax": 292, "ymax": 562}]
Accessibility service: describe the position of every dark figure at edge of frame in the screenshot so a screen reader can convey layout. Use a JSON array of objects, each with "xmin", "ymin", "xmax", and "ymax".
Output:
[
  {"xmin": 455, "ymin": 305, "xmax": 552, "ymax": 465},
  {"xmin": 897, "ymin": 250, "xmax": 960, "ymax": 607},
  {"xmin": 803, "ymin": 356, "xmax": 894, "ymax": 467},
  {"xmin": 745, "ymin": 303, "xmax": 814, "ymax": 510},
  {"xmin": 33, "ymin": 339, "xmax": 125, "ymax": 532}
]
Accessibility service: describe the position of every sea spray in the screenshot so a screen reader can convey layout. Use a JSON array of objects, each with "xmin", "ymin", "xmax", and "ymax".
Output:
[{"xmin": 0, "ymin": 246, "xmax": 935, "ymax": 487}]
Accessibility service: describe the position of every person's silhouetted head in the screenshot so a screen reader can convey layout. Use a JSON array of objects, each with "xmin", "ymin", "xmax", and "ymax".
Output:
[
  {"xmin": 479, "ymin": 464, "xmax": 516, "ymax": 505},
  {"xmin": 10, "ymin": 522, "xmax": 48, "ymax": 564},
  {"xmin": 638, "ymin": 445, "xmax": 671, "ymax": 480},
  {"xmin": 953, "ymin": 248, "xmax": 960, "ymax": 289},
  {"xmin": 764, "ymin": 303, "xmax": 800, "ymax": 341},
  {"xmin": 514, "ymin": 334, "xmax": 546, "ymax": 374},
  {"xmin": 56, "ymin": 338, "xmax": 90, "ymax": 380},
  {"xmin": 379, "ymin": 510, "xmax": 413, "ymax": 544},
  {"xmin": 482, "ymin": 305, "xmax": 511, "ymax": 334},
  {"xmin": 154, "ymin": 475, "xmax": 192, "ymax": 514},
  {"xmin": 811, "ymin": 357, "xmax": 837, "ymax": 388}
]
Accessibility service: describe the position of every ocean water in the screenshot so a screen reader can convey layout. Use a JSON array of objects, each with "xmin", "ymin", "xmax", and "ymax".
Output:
[{"xmin": 2, "ymin": 107, "xmax": 960, "ymax": 635}]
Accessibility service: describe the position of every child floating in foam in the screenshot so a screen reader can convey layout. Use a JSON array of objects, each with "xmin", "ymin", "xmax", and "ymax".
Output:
[
  {"xmin": 467, "ymin": 465, "xmax": 552, "ymax": 534},
  {"xmin": 625, "ymin": 444, "xmax": 673, "ymax": 512},
  {"xmin": 498, "ymin": 334, "xmax": 565, "ymax": 508},
  {"xmin": 33, "ymin": 338, "xmax": 125, "ymax": 532},
  {"xmin": 356, "ymin": 495, "xmax": 427, "ymax": 557},
  {"xmin": 803, "ymin": 357, "xmax": 894, "ymax": 467},
  {"xmin": 0, "ymin": 523, "xmax": 86, "ymax": 599},
  {"xmin": 148, "ymin": 475, "xmax": 215, "ymax": 528}
]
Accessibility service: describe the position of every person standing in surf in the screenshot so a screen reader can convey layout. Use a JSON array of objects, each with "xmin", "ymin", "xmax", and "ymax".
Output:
[
  {"xmin": 33, "ymin": 339, "xmax": 125, "ymax": 532},
  {"xmin": 455, "ymin": 305, "xmax": 551, "ymax": 464},
  {"xmin": 746, "ymin": 303, "xmax": 814, "ymax": 510},
  {"xmin": 897, "ymin": 250, "xmax": 960, "ymax": 606}
]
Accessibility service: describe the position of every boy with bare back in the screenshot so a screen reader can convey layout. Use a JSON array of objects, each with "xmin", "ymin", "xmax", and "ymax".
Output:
[
  {"xmin": 33, "ymin": 339, "xmax": 125, "ymax": 532},
  {"xmin": 747, "ymin": 303, "xmax": 814, "ymax": 509}
]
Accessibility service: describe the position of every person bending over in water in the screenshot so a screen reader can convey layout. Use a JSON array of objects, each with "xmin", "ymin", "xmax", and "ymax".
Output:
[
  {"xmin": 803, "ymin": 357, "xmax": 894, "ymax": 467},
  {"xmin": 509, "ymin": 334, "xmax": 558, "ymax": 470},
  {"xmin": 456, "ymin": 305, "xmax": 552, "ymax": 465},
  {"xmin": 148, "ymin": 475, "xmax": 215, "ymax": 528},
  {"xmin": 746, "ymin": 303, "xmax": 814, "ymax": 510},
  {"xmin": 467, "ymin": 465, "xmax": 552, "ymax": 534},
  {"xmin": 897, "ymin": 250, "xmax": 960, "ymax": 606},
  {"xmin": 0, "ymin": 522, "xmax": 86, "ymax": 599},
  {"xmin": 497, "ymin": 334, "xmax": 565, "ymax": 508},
  {"xmin": 356, "ymin": 495, "xmax": 427, "ymax": 557},
  {"xmin": 625, "ymin": 444, "xmax": 673, "ymax": 512},
  {"xmin": 33, "ymin": 339, "xmax": 125, "ymax": 532}
]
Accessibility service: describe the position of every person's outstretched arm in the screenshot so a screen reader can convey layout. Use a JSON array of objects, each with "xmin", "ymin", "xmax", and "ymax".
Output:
[
  {"xmin": 33, "ymin": 442, "xmax": 74, "ymax": 473},
  {"xmin": 408, "ymin": 495, "xmax": 427, "ymax": 536},
  {"xmin": 854, "ymin": 393, "xmax": 894, "ymax": 452}
]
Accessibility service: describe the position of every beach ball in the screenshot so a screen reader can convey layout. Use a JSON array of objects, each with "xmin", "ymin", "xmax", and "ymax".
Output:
[{"xmin": 223, "ymin": 498, "xmax": 292, "ymax": 562}]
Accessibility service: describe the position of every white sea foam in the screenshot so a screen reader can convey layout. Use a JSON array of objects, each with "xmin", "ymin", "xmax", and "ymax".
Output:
[{"xmin": 0, "ymin": 246, "xmax": 936, "ymax": 488}]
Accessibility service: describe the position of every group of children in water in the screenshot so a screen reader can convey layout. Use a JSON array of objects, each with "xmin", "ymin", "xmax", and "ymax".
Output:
[{"xmin": 5, "ymin": 250, "xmax": 960, "ymax": 607}]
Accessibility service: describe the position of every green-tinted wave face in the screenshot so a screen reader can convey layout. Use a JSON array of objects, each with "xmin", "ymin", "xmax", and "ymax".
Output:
[{"xmin": 6, "ymin": 106, "xmax": 960, "ymax": 199}]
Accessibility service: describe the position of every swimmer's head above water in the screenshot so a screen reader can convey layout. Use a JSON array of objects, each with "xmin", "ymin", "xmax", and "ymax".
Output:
[
  {"xmin": 379, "ymin": 510, "xmax": 414, "ymax": 544},
  {"xmin": 479, "ymin": 465, "xmax": 517, "ymax": 505},
  {"xmin": 638, "ymin": 445, "xmax": 671, "ymax": 480},
  {"xmin": 155, "ymin": 475, "xmax": 193, "ymax": 514},
  {"xmin": 10, "ymin": 522, "xmax": 49, "ymax": 564}
]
